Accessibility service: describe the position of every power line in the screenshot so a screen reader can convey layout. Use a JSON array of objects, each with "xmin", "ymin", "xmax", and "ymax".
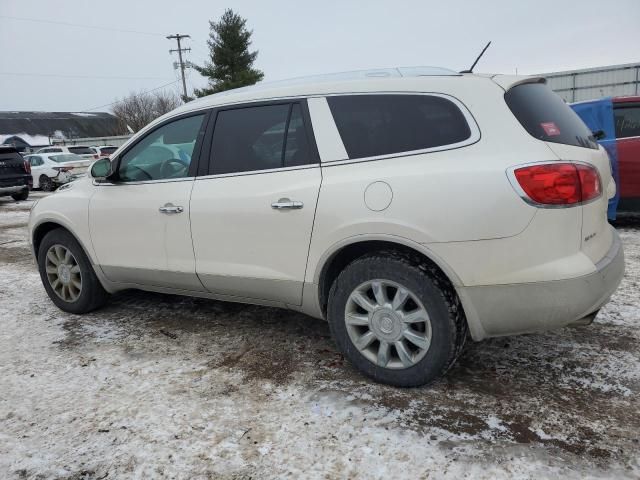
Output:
[
  {"xmin": 80, "ymin": 80, "xmax": 181, "ymax": 112},
  {"xmin": 167, "ymin": 34, "xmax": 191, "ymax": 99},
  {"xmin": 0, "ymin": 14, "xmax": 165, "ymax": 37},
  {"xmin": 0, "ymin": 71, "xmax": 173, "ymax": 81}
]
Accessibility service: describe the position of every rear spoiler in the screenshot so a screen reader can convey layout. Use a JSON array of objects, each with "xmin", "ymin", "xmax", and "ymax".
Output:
[{"xmin": 488, "ymin": 75, "xmax": 546, "ymax": 92}]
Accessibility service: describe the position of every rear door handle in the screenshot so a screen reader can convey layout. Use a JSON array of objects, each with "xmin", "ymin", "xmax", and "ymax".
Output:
[
  {"xmin": 159, "ymin": 203, "xmax": 184, "ymax": 214},
  {"xmin": 271, "ymin": 198, "xmax": 304, "ymax": 210}
]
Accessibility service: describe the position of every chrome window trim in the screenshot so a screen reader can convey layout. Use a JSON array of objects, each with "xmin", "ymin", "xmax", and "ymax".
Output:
[
  {"xmin": 195, "ymin": 163, "xmax": 318, "ymax": 181},
  {"xmin": 317, "ymin": 91, "xmax": 481, "ymax": 164},
  {"xmin": 93, "ymin": 176, "xmax": 195, "ymax": 186},
  {"xmin": 505, "ymin": 160, "xmax": 603, "ymax": 209}
]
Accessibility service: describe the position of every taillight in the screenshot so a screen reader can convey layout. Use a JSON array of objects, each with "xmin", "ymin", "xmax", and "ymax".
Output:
[
  {"xmin": 512, "ymin": 162, "xmax": 601, "ymax": 206},
  {"xmin": 94, "ymin": 154, "xmax": 99, "ymax": 159},
  {"xmin": 23, "ymin": 160, "xmax": 31, "ymax": 174},
  {"xmin": 53, "ymin": 166, "xmax": 73, "ymax": 172}
]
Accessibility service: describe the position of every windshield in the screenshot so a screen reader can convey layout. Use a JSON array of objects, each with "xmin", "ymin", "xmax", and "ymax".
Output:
[{"xmin": 50, "ymin": 154, "xmax": 83, "ymax": 163}]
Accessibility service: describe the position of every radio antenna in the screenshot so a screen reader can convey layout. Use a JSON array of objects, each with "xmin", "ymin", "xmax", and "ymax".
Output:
[{"xmin": 460, "ymin": 41, "xmax": 492, "ymax": 73}]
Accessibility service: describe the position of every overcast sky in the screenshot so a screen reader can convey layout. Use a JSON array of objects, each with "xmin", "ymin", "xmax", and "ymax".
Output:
[{"xmin": 1, "ymin": 0, "xmax": 639, "ymax": 112}]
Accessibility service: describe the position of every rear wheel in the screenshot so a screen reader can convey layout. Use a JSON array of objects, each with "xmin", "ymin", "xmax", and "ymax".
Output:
[
  {"xmin": 327, "ymin": 253, "xmax": 467, "ymax": 387},
  {"xmin": 39, "ymin": 175, "xmax": 54, "ymax": 192},
  {"xmin": 11, "ymin": 189, "xmax": 29, "ymax": 201},
  {"xmin": 37, "ymin": 228, "xmax": 109, "ymax": 313}
]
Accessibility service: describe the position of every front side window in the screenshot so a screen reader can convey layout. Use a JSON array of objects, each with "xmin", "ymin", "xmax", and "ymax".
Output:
[
  {"xmin": 209, "ymin": 102, "xmax": 312, "ymax": 175},
  {"xmin": 117, "ymin": 114, "xmax": 205, "ymax": 182},
  {"xmin": 614, "ymin": 105, "xmax": 640, "ymax": 139},
  {"xmin": 327, "ymin": 94, "xmax": 472, "ymax": 159}
]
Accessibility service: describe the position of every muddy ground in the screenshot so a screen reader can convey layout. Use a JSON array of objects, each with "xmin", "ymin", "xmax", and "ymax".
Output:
[{"xmin": 0, "ymin": 192, "xmax": 638, "ymax": 479}]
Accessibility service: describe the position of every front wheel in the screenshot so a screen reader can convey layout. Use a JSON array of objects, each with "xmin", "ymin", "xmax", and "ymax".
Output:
[
  {"xmin": 327, "ymin": 253, "xmax": 467, "ymax": 387},
  {"xmin": 37, "ymin": 228, "xmax": 109, "ymax": 313}
]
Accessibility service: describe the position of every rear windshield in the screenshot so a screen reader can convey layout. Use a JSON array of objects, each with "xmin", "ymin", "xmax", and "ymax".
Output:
[
  {"xmin": 505, "ymin": 82, "xmax": 597, "ymax": 149},
  {"xmin": 68, "ymin": 146, "xmax": 94, "ymax": 155},
  {"xmin": 50, "ymin": 154, "xmax": 82, "ymax": 163}
]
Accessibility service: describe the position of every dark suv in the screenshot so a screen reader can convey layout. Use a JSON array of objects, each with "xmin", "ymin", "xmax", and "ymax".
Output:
[{"xmin": 0, "ymin": 145, "xmax": 32, "ymax": 201}]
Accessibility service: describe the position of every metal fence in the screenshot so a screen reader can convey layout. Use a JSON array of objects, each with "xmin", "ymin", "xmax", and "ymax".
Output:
[{"xmin": 53, "ymin": 134, "xmax": 132, "ymax": 148}]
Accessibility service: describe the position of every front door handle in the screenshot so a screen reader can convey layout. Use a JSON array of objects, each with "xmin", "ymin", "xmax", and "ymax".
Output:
[
  {"xmin": 159, "ymin": 203, "xmax": 184, "ymax": 214},
  {"xmin": 271, "ymin": 198, "xmax": 304, "ymax": 210}
]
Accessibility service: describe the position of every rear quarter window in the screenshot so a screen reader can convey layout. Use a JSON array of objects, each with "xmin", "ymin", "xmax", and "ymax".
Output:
[
  {"xmin": 505, "ymin": 82, "xmax": 598, "ymax": 149},
  {"xmin": 327, "ymin": 94, "xmax": 472, "ymax": 160}
]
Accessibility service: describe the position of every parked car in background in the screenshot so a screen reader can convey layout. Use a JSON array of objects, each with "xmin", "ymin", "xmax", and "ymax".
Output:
[
  {"xmin": 36, "ymin": 145, "xmax": 98, "ymax": 161},
  {"xmin": 571, "ymin": 96, "xmax": 640, "ymax": 214},
  {"xmin": 25, "ymin": 153, "xmax": 91, "ymax": 191},
  {"xmin": 0, "ymin": 145, "xmax": 31, "ymax": 201},
  {"xmin": 92, "ymin": 145, "xmax": 118, "ymax": 158},
  {"xmin": 28, "ymin": 69, "xmax": 624, "ymax": 387},
  {"xmin": 613, "ymin": 97, "xmax": 640, "ymax": 211}
]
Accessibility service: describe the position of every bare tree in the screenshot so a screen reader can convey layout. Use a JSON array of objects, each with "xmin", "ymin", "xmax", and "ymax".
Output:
[{"xmin": 112, "ymin": 90, "xmax": 182, "ymax": 133}]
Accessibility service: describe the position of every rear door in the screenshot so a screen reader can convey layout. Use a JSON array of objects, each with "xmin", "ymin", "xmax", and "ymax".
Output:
[{"xmin": 190, "ymin": 100, "xmax": 321, "ymax": 305}]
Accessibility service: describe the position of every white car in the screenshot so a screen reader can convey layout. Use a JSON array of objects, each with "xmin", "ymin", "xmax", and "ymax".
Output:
[
  {"xmin": 25, "ymin": 153, "xmax": 92, "ymax": 191},
  {"xmin": 36, "ymin": 145, "xmax": 98, "ymax": 161},
  {"xmin": 28, "ymin": 67, "xmax": 624, "ymax": 387}
]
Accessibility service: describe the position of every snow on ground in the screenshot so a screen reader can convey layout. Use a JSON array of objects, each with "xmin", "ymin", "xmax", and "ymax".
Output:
[{"xmin": 0, "ymin": 194, "xmax": 639, "ymax": 479}]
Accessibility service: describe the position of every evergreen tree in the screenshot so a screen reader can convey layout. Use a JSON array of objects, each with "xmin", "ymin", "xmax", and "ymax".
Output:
[{"xmin": 194, "ymin": 9, "xmax": 264, "ymax": 97}]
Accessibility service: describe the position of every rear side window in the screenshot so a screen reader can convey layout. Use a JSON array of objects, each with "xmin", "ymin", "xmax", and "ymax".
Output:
[
  {"xmin": 210, "ymin": 103, "xmax": 313, "ymax": 174},
  {"xmin": 505, "ymin": 82, "xmax": 597, "ymax": 149},
  {"xmin": 614, "ymin": 105, "xmax": 640, "ymax": 139},
  {"xmin": 68, "ymin": 146, "xmax": 93, "ymax": 155},
  {"xmin": 327, "ymin": 94, "xmax": 472, "ymax": 159}
]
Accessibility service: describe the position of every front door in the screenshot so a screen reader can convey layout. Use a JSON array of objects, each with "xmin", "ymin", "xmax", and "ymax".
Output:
[
  {"xmin": 190, "ymin": 101, "xmax": 321, "ymax": 305},
  {"xmin": 89, "ymin": 112, "xmax": 208, "ymax": 291}
]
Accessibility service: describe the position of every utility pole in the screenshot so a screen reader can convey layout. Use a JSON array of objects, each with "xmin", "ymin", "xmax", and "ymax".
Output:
[{"xmin": 167, "ymin": 34, "xmax": 191, "ymax": 100}]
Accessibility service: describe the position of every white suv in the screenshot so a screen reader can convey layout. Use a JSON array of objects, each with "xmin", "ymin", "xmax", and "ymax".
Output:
[{"xmin": 28, "ymin": 67, "xmax": 624, "ymax": 387}]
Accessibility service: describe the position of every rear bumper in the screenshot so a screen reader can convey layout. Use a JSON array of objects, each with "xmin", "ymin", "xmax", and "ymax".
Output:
[{"xmin": 458, "ymin": 229, "xmax": 625, "ymax": 340}]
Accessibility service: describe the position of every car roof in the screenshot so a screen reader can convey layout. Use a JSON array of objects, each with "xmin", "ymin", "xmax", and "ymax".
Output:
[
  {"xmin": 170, "ymin": 66, "xmax": 465, "ymax": 112},
  {"xmin": 167, "ymin": 67, "xmax": 540, "ymax": 117}
]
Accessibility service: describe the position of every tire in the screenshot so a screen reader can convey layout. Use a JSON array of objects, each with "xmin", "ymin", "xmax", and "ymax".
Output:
[
  {"xmin": 40, "ymin": 175, "xmax": 55, "ymax": 192},
  {"xmin": 327, "ymin": 252, "xmax": 467, "ymax": 387},
  {"xmin": 37, "ymin": 228, "xmax": 109, "ymax": 314},
  {"xmin": 11, "ymin": 189, "xmax": 29, "ymax": 201}
]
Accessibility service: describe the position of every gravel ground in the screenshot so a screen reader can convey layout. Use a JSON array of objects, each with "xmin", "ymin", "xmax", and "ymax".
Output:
[{"xmin": 0, "ymin": 192, "xmax": 639, "ymax": 479}]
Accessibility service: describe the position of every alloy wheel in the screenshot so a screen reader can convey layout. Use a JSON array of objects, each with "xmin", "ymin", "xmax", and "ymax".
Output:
[
  {"xmin": 344, "ymin": 279, "xmax": 432, "ymax": 370},
  {"xmin": 45, "ymin": 244, "xmax": 82, "ymax": 302}
]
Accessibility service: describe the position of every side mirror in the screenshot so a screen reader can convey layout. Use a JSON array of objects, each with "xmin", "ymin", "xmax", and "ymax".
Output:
[{"xmin": 90, "ymin": 158, "xmax": 113, "ymax": 181}]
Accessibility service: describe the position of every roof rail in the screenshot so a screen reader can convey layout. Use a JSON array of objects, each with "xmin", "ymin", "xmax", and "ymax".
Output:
[{"xmin": 202, "ymin": 66, "xmax": 462, "ymax": 99}]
